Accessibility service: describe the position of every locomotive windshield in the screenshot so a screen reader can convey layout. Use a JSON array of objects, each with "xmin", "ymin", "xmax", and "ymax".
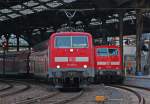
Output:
[
  {"xmin": 55, "ymin": 36, "xmax": 71, "ymax": 48},
  {"xmin": 108, "ymin": 49, "xmax": 118, "ymax": 56},
  {"xmin": 97, "ymin": 48, "xmax": 118, "ymax": 56},
  {"xmin": 55, "ymin": 36, "xmax": 88, "ymax": 48},
  {"xmin": 97, "ymin": 48, "xmax": 108, "ymax": 56}
]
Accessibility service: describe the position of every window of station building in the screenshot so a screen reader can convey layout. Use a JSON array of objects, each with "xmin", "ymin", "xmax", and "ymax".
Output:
[
  {"xmin": 9, "ymin": 34, "xmax": 29, "ymax": 51},
  {"xmin": 0, "ymin": 34, "xmax": 29, "ymax": 52}
]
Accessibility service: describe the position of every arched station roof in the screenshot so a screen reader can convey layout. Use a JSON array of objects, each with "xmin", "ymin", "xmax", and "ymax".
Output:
[{"xmin": 0, "ymin": 0, "xmax": 150, "ymax": 46}]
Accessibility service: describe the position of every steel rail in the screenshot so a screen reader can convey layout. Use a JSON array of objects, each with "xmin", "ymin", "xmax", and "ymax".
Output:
[
  {"xmin": 14, "ymin": 89, "xmax": 84, "ymax": 104},
  {"xmin": 0, "ymin": 80, "xmax": 31, "ymax": 98},
  {"xmin": 0, "ymin": 80, "xmax": 13, "ymax": 92},
  {"xmin": 14, "ymin": 92, "xmax": 60, "ymax": 104},
  {"xmin": 109, "ymin": 85, "xmax": 145, "ymax": 104},
  {"xmin": 52, "ymin": 90, "xmax": 84, "ymax": 104}
]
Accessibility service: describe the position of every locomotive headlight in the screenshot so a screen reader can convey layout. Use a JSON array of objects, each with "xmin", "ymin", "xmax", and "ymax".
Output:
[
  {"xmin": 83, "ymin": 65, "xmax": 87, "ymax": 68},
  {"xmin": 56, "ymin": 65, "xmax": 60, "ymax": 69},
  {"xmin": 70, "ymin": 49, "xmax": 74, "ymax": 52}
]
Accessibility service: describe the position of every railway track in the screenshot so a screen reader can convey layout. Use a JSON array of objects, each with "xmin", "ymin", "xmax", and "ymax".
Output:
[
  {"xmin": 123, "ymin": 84, "xmax": 150, "ymax": 91},
  {"xmin": 0, "ymin": 78, "xmax": 84, "ymax": 104},
  {"xmin": 109, "ymin": 85, "xmax": 147, "ymax": 104},
  {"xmin": 51, "ymin": 90, "xmax": 84, "ymax": 104},
  {"xmin": 13, "ymin": 89, "xmax": 84, "ymax": 104},
  {"xmin": 70, "ymin": 85, "xmax": 133, "ymax": 104},
  {"xmin": 13, "ymin": 92, "xmax": 60, "ymax": 104},
  {"xmin": 1, "ymin": 78, "xmax": 149, "ymax": 104},
  {"xmin": 122, "ymin": 84, "xmax": 150, "ymax": 104},
  {"xmin": 0, "ymin": 80, "xmax": 31, "ymax": 98},
  {"xmin": 0, "ymin": 78, "xmax": 59, "ymax": 104},
  {"xmin": 0, "ymin": 80, "xmax": 13, "ymax": 92}
]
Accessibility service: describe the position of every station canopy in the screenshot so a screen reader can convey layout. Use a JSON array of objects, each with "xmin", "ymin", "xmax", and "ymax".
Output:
[{"xmin": 0, "ymin": 0, "xmax": 150, "ymax": 46}]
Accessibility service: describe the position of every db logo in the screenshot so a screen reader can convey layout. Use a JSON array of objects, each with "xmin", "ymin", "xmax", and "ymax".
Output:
[{"xmin": 69, "ymin": 57, "xmax": 76, "ymax": 62}]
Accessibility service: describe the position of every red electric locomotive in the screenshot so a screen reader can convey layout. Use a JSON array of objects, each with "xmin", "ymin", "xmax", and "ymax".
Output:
[
  {"xmin": 48, "ymin": 32, "xmax": 94, "ymax": 88},
  {"xmin": 94, "ymin": 45, "xmax": 124, "ymax": 83}
]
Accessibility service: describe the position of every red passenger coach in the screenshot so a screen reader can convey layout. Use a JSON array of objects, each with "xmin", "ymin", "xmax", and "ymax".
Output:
[
  {"xmin": 94, "ymin": 45, "xmax": 124, "ymax": 83},
  {"xmin": 48, "ymin": 32, "xmax": 94, "ymax": 88}
]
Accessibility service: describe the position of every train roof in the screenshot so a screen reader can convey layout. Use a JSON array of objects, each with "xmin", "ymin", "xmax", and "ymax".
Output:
[{"xmin": 51, "ymin": 32, "xmax": 92, "ymax": 36}]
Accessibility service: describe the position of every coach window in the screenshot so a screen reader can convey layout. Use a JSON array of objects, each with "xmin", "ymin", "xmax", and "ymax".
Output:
[
  {"xmin": 72, "ymin": 36, "xmax": 88, "ymax": 48},
  {"xmin": 55, "ymin": 36, "xmax": 71, "ymax": 48},
  {"xmin": 109, "ymin": 49, "xmax": 118, "ymax": 56},
  {"xmin": 97, "ymin": 48, "xmax": 108, "ymax": 56}
]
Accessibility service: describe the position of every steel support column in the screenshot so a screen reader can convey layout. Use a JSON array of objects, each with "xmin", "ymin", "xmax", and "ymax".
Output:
[
  {"xmin": 2, "ymin": 45, "xmax": 6, "ymax": 75},
  {"xmin": 148, "ymin": 40, "xmax": 150, "ymax": 74},
  {"xmin": 119, "ymin": 12, "xmax": 124, "ymax": 74},
  {"xmin": 16, "ymin": 34, "xmax": 20, "ymax": 52},
  {"xmin": 26, "ymin": 31, "xmax": 32, "ymax": 74},
  {"xmin": 136, "ymin": 9, "xmax": 143, "ymax": 75}
]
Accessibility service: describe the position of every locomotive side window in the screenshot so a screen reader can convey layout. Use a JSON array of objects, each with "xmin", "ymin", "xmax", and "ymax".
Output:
[
  {"xmin": 55, "ymin": 36, "xmax": 88, "ymax": 48},
  {"xmin": 72, "ymin": 36, "xmax": 88, "ymax": 48},
  {"xmin": 97, "ymin": 48, "xmax": 108, "ymax": 56},
  {"xmin": 108, "ymin": 49, "xmax": 118, "ymax": 56},
  {"xmin": 55, "ymin": 36, "xmax": 71, "ymax": 48}
]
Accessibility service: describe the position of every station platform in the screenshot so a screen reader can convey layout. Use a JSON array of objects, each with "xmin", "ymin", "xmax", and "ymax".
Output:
[{"xmin": 124, "ymin": 75, "xmax": 150, "ymax": 88}]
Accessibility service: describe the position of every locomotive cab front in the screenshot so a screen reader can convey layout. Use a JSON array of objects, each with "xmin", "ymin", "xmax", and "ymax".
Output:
[
  {"xmin": 94, "ymin": 45, "xmax": 124, "ymax": 83},
  {"xmin": 48, "ymin": 32, "xmax": 94, "ymax": 88}
]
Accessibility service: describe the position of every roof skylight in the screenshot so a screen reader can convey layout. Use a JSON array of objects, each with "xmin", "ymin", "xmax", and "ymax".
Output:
[
  {"xmin": 113, "ymin": 14, "xmax": 119, "ymax": 17},
  {"xmin": 20, "ymin": 9, "xmax": 34, "ymax": 15},
  {"xmin": 0, "ymin": 0, "xmax": 75, "ymax": 21},
  {"xmin": 46, "ymin": 1, "xmax": 63, "ymax": 8},
  {"xmin": 62, "ymin": 0, "xmax": 76, "ymax": 3},
  {"xmin": 75, "ymin": 21, "xmax": 83, "ymax": 25},
  {"xmin": 11, "ymin": 5, "xmax": 25, "ymax": 11},
  {"xmin": 106, "ymin": 18, "xmax": 119, "ymax": 24},
  {"xmin": 33, "ymin": 5, "xmax": 48, "ymax": 12},
  {"xmin": 39, "ymin": 0, "xmax": 51, "ymax": 2},
  {"xmin": 0, "ymin": 9, "xmax": 12, "ymax": 14},
  {"xmin": 8, "ymin": 13, "xmax": 21, "ymax": 18},
  {"xmin": 23, "ymin": 0, "xmax": 39, "ymax": 7},
  {"xmin": 90, "ymin": 22, "xmax": 102, "ymax": 25},
  {"xmin": 0, "ymin": 16, "xmax": 9, "ymax": 21},
  {"xmin": 123, "ymin": 15, "xmax": 136, "ymax": 21}
]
